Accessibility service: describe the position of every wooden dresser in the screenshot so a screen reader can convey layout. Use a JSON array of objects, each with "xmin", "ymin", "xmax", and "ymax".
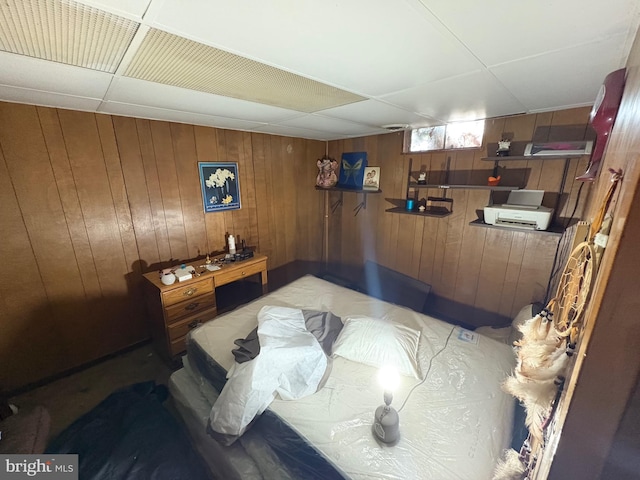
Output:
[{"xmin": 142, "ymin": 253, "xmax": 268, "ymax": 361}]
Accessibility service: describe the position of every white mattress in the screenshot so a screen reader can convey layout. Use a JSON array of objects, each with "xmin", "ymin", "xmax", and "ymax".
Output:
[
  {"xmin": 169, "ymin": 364, "xmax": 295, "ymax": 480},
  {"xmin": 188, "ymin": 275, "xmax": 516, "ymax": 480}
]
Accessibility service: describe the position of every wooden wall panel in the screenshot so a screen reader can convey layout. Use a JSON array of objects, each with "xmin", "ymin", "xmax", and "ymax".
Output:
[
  {"xmin": 112, "ymin": 116, "xmax": 161, "ymax": 268},
  {"xmin": 294, "ymin": 139, "xmax": 325, "ymax": 262},
  {"xmin": 194, "ymin": 126, "xmax": 227, "ymax": 253},
  {"xmin": 57, "ymin": 110, "xmax": 130, "ymax": 297},
  {"xmin": 171, "ymin": 123, "xmax": 208, "ymax": 258},
  {"xmin": 247, "ymin": 133, "xmax": 272, "ymax": 257},
  {"xmin": 453, "ymin": 190, "xmax": 488, "ymax": 306},
  {"xmin": 140, "ymin": 120, "xmax": 175, "ymax": 263},
  {"xmin": 38, "ymin": 107, "xmax": 102, "ymax": 298},
  {"xmin": 96, "ymin": 116, "xmax": 140, "ymax": 276},
  {"xmin": 0, "ymin": 103, "xmax": 323, "ymax": 391},
  {"xmin": 328, "ymin": 108, "xmax": 592, "ymax": 325},
  {"xmin": 0, "ymin": 114, "xmax": 66, "ymax": 388}
]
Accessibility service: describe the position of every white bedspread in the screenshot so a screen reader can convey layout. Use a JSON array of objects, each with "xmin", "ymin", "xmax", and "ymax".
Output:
[{"xmin": 209, "ymin": 305, "xmax": 328, "ymax": 437}]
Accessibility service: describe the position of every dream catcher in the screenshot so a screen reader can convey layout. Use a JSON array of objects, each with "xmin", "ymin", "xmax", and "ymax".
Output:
[{"xmin": 494, "ymin": 168, "xmax": 623, "ymax": 480}]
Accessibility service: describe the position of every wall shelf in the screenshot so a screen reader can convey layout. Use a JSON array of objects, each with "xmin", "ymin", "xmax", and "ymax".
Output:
[
  {"xmin": 408, "ymin": 182, "xmax": 519, "ymax": 191},
  {"xmin": 386, "ymin": 158, "xmax": 524, "ymax": 218},
  {"xmin": 385, "ymin": 206, "xmax": 452, "ymax": 218},
  {"xmin": 316, "ymin": 185, "xmax": 381, "ymax": 216},
  {"xmin": 315, "ymin": 186, "xmax": 381, "ymax": 194},
  {"xmin": 482, "ymin": 154, "xmax": 586, "ymax": 162},
  {"xmin": 469, "ymin": 219, "xmax": 564, "ymax": 236},
  {"xmin": 483, "ymin": 139, "xmax": 592, "ymax": 161}
]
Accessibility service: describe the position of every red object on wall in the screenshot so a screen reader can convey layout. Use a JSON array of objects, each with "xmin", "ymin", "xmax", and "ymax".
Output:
[{"xmin": 576, "ymin": 68, "xmax": 626, "ymax": 181}]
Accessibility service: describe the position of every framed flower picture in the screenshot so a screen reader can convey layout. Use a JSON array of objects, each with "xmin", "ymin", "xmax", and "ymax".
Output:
[{"xmin": 199, "ymin": 162, "xmax": 241, "ymax": 213}]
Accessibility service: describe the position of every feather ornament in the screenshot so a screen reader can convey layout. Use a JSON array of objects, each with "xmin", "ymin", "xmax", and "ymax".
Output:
[{"xmin": 492, "ymin": 449, "xmax": 526, "ymax": 480}]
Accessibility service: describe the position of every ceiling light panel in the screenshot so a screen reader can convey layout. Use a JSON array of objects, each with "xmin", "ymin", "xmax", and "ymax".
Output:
[
  {"xmin": 0, "ymin": 0, "xmax": 139, "ymax": 73},
  {"xmin": 124, "ymin": 28, "xmax": 365, "ymax": 113}
]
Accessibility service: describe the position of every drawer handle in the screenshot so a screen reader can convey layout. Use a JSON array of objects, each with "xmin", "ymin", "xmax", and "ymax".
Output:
[
  {"xmin": 185, "ymin": 302, "xmax": 199, "ymax": 311},
  {"xmin": 183, "ymin": 287, "xmax": 197, "ymax": 297},
  {"xmin": 188, "ymin": 320, "xmax": 202, "ymax": 329},
  {"xmin": 241, "ymin": 271, "xmax": 246, "ymax": 276}
]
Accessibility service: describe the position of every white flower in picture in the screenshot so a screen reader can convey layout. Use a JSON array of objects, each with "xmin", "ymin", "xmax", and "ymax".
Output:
[
  {"xmin": 206, "ymin": 168, "xmax": 235, "ymax": 188},
  {"xmin": 222, "ymin": 194, "xmax": 233, "ymax": 204}
]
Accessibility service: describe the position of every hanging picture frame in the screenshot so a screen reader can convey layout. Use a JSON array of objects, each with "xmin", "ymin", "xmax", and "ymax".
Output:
[{"xmin": 199, "ymin": 162, "xmax": 241, "ymax": 213}]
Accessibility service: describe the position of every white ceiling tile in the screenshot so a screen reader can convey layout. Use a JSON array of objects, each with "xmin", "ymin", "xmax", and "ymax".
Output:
[
  {"xmin": 105, "ymin": 77, "xmax": 306, "ymax": 123},
  {"xmin": 418, "ymin": 0, "xmax": 640, "ymax": 66},
  {"xmin": 277, "ymin": 114, "xmax": 387, "ymax": 137},
  {"xmin": 251, "ymin": 124, "xmax": 335, "ymax": 141},
  {"xmin": 0, "ymin": 52, "xmax": 113, "ymax": 98},
  {"xmin": 491, "ymin": 37, "xmax": 627, "ymax": 111},
  {"xmin": 382, "ymin": 70, "xmax": 527, "ymax": 122},
  {"xmin": 0, "ymin": 85, "xmax": 103, "ymax": 111},
  {"xmin": 143, "ymin": 0, "xmax": 483, "ymax": 97},
  {"xmin": 320, "ymin": 100, "xmax": 440, "ymax": 129},
  {"xmin": 98, "ymin": 101, "xmax": 267, "ymax": 131}
]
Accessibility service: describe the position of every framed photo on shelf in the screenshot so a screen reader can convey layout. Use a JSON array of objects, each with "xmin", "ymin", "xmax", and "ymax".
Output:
[
  {"xmin": 338, "ymin": 151, "xmax": 367, "ymax": 189},
  {"xmin": 199, "ymin": 162, "xmax": 241, "ymax": 213},
  {"xmin": 363, "ymin": 166, "xmax": 380, "ymax": 190}
]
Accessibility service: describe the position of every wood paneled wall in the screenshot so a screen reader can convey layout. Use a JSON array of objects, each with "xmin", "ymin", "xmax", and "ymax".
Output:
[
  {"xmin": 537, "ymin": 34, "xmax": 640, "ymax": 479},
  {"xmin": 0, "ymin": 102, "xmax": 324, "ymax": 391},
  {"xmin": 0, "ymin": 100, "xmax": 593, "ymax": 390},
  {"xmin": 327, "ymin": 107, "xmax": 593, "ymax": 325}
]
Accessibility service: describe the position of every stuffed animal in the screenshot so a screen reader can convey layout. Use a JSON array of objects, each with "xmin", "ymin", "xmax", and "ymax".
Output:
[{"xmin": 316, "ymin": 157, "xmax": 338, "ymax": 188}]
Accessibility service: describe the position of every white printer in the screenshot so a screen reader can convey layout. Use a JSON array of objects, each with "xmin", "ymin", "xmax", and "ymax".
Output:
[{"xmin": 483, "ymin": 190, "xmax": 553, "ymax": 231}]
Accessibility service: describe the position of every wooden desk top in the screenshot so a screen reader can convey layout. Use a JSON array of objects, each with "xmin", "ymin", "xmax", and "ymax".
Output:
[{"xmin": 142, "ymin": 253, "xmax": 268, "ymax": 291}]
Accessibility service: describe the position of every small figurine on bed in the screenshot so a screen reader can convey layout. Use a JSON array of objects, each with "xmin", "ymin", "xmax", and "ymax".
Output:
[{"xmin": 316, "ymin": 156, "xmax": 338, "ymax": 188}]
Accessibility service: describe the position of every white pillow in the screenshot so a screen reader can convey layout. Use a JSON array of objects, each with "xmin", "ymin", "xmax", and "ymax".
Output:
[{"xmin": 331, "ymin": 316, "xmax": 422, "ymax": 379}]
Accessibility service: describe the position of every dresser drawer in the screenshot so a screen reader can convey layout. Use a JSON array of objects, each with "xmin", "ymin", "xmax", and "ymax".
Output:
[
  {"xmin": 169, "ymin": 335, "xmax": 188, "ymax": 357},
  {"xmin": 215, "ymin": 260, "xmax": 266, "ymax": 287},
  {"xmin": 165, "ymin": 292, "xmax": 216, "ymax": 323},
  {"xmin": 167, "ymin": 306, "xmax": 217, "ymax": 341},
  {"xmin": 162, "ymin": 277, "xmax": 213, "ymax": 307}
]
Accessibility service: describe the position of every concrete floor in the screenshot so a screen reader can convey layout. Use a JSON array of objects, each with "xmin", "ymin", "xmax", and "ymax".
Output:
[{"xmin": 9, "ymin": 343, "xmax": 174, "ymax": 442}]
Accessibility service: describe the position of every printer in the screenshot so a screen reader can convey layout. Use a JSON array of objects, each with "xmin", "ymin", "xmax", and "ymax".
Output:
[{"xmin": 483, "ymin": 190, "xmax": 553, "ymax": 231}]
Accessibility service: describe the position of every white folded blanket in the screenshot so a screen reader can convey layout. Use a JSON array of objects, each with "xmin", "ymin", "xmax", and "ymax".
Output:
[{"xmin": 209, "ymin": 306, "xmax": 328, "ymax": 438}]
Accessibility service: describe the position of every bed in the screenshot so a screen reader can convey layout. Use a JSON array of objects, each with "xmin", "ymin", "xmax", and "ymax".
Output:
[{"xmin": 168, "ymin": 274, "xmax": 517, "ymax": 480}]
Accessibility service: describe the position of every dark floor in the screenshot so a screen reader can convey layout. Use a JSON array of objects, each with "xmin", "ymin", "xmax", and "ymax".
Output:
[{"xmin": 8, "ymin": 343, "xmax": 173, "ymax": 441}]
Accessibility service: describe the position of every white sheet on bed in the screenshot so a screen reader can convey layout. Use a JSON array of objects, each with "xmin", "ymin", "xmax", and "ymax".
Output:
[
  {"xmin": 189, "ymin": 275, "xmax": 516, "ymax": 480},
  {"xmin": 210, "ymin": 306, "xmax": 328, "ymax": 437}
]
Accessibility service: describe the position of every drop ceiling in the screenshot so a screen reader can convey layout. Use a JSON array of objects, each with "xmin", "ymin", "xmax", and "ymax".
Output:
[{"xmin": 0, "ymin": 0, "xmax": 638, "ymax": 141}]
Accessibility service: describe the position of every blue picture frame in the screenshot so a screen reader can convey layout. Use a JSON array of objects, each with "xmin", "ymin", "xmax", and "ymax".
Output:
[
  {"xmin": 338, "ymin": 152, "xmax": 367, "ymax": 189},
  {"xmin": 199, "ymin": 162, "xmax": 241, "ymax": 213}
]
